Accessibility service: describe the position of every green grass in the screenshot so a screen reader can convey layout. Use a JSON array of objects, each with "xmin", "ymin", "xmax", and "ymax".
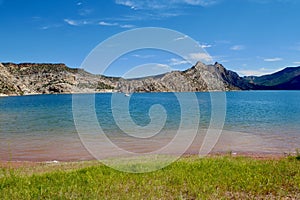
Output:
[
  {"xmin": 296, "ymin": 149, "xmax": 300, "ymax": 160},
  {"xmin": 1, "ymin": 156, "xmax": 299, "ymax": 199}
]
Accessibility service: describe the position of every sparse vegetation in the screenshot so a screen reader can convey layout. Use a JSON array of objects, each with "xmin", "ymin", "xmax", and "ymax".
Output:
[
  {"xmin": 3, "ymin": 63, "xmax": 79, "ymax": 75},
  {"xmin": 97, "ymin": 81, "xmax": 115, "ymax": 90},
  {"xmin": 296, "ymin": 149, "xmax": 300, "ymax": 160},
  {"xmin": 1, "ymin": 156, "xmax": 299, "ymax": 199}
]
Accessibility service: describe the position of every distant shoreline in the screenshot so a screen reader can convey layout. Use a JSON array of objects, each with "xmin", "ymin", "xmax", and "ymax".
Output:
[
  {"xmin": 2, "ymin": 89, "xmax": 300, "ymax": 98},
  {"xmin": 0, "ymin": 151, "xmax": 297, "ymax": 165}
]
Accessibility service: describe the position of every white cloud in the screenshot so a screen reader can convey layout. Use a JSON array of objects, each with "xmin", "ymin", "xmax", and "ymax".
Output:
[
  {"xmin": 64, "ymin": 19, "xmax": 96, "ymax": 26},
  {"xmin": 263, "ymin": 57, "xmax": 283, "ymax": 62},
  {"xmin": 116, "ymin": 0, "xmax": 136, "ymax": 8},
  {"xmin": 169, "ymin": 58, "xmax": 189, "ymax": 66},
  {"xmin": 116, "ymin": 0, "xmax": 166, "ymax": 10},
  {"xmin": 181, "ymin": 0, "xmax": 219, "ymax": 6},
  {"xmin": 64, "ymin": 19, "xmax": 79, "ymax": 26},
  {"xmin": 237, "ymin": 70, "xmax": 266, "ymax": 76},
  {"xmin": 174, "ymin": 35, "xmax": 188, "ymax": 41},
  {"xmin": 99, "ymin": 21, "xmax": 134, "ymax": 28},
  {"xmin": 230, "ymin": 45, "xmax": 245, "ymax": 51},
  {"xmin": 248, "ymin": 0, "xmax": 298, "ymax": 4},
  {"xmin": 186, "ymin": 52, "xmax": 213, "ymax": 63},
  {"xmin": 77, "ymin": 2, "xmax": 82, "ymax": 6},
  {"xmin": 64, "ymin": 19, "xmax": 135, "ymax": 29},
  {"xmin": 64, "ymin": 19, "xmax": 93, "ymax": 26},
  {"xmin": 120, "ymin": 24, "xmax": 135, "ymax": 28},
  {"xmin": 153, "ymin": 64, "xmax": 172, "ymax": 71},
  {"xmin": 99, "ymin": 21, "xmax": 119, "ymax": 26},
  {"xmin": 114, "ymin": 1, "xmax": 198, "ymax": 20},
  {"xmin": 40, "ymin": 24, "xmax": 61, "ymax": 30},
  {"xmin": 200, "ymin": 44, "xmax": 212, "ymax": 48},
  {"xmin": 293, "ymin": 61, "xmax": 300, "ymax": 65},
  {"xmin": 237, "ymin": 67, "xmax": 285, "ymax": 76},
  {"xmin": 115, "ymin": 0, "xmax": 220, "ymax": 10}
]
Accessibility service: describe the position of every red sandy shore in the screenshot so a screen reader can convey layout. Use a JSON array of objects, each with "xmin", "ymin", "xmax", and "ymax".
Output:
[
  {"xmin": 0, "ymin": 161, "xmax": 40, "ymax": 169},
  {"xmin": 0, "ymin": 152, "xmax": 291, "ymax": 169}
]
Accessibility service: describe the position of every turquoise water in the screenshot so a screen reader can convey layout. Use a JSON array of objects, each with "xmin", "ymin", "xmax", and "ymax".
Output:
[{"xmin": 0, "ymin": 91, "xmax": 299, "ymax": 161}]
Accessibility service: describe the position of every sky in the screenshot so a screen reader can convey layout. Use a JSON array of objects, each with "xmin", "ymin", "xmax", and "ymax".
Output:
[{"xmin": 1, "ymin": 0, "xmax": 300, "ymax": 77}]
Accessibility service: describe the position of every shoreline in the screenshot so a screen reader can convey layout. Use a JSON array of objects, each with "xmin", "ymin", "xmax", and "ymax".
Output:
[
  {"xmin": 1, "ymin": 151, "xmax": 298, "ymax": 199},
  {"xmin": 2, "ymin": 90, "xmax": 300, "ymax": 97},
  {"xmin": 0, "ymin": 151, "xmax": 296, "ymax": 169}
]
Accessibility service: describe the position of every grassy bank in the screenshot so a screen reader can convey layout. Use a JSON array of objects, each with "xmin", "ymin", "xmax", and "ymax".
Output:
[{"xmin": 1, "ymin": 156, "xmax": 299, "ymax": 199}]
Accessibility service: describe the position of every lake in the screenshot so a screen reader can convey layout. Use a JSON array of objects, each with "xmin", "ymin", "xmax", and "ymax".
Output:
[{"xmin": 0, "ymin": 91, "xmax": 299, "ymax": 161}]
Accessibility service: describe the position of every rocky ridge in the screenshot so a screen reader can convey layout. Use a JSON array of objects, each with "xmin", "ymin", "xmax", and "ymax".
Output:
[
  {"xmin": 244, "ymin": 66, "xmax": 300, "ymax": 89},
  {"xmin": 117, "ymin": 62, "xmax": 254, "ymax": 93},
  {"xmin": 0, "ymin": 62, "xmax": 118, "ymax": 95},
  {"xmin": 0, "ymin": 61, "xmax": 253, "ymax": 96}
]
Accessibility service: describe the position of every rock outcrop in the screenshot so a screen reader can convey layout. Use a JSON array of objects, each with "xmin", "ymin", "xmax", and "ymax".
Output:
[{"xmin": 0, "ymin": 63, "xmax": 24, "ymax": 95}]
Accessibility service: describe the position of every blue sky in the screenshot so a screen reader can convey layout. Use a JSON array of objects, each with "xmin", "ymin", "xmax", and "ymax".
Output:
[{"xmin": 1, "ymin": 0, "xmax": 300, "ymax": 77}]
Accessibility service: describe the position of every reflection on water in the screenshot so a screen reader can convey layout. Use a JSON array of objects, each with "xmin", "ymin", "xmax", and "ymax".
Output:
[{"xmin": 0, "ymin": 91, "xmax": 300, "ymax": 161}]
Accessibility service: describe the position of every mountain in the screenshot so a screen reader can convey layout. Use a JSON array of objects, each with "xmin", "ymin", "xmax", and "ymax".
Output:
[
  {"xmin": 244, "ymin": 66, "xmax": 300, "ymax": 89},
  {"xmin": 117, "ymin": 62, "xmax": 254, "ymax": 93},
  {"xmin": 0, "ymin": 62, "xmax": 118, "ymax": 95},
  {"xmin": 0, "ymin": 61, "xmax": 253, "ymax": 95},
  {"xmin": 0, "ymin": 62, "xmax": 24, "ymax": 95},
  {"xmin": 269, "ymin": 75, "xmax": 300, "ymax": 90},
  {"xmin": 1, "ymin": 61, "xmax": 299, "ymax": 96}
]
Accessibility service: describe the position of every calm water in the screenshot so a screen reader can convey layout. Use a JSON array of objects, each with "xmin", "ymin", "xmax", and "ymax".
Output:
[{"xmin": 0, "ymin": 91, "xmax": 299, "ymax": 161}]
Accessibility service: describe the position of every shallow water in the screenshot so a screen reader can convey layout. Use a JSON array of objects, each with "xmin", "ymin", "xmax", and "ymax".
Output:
[{"xmin": 0, "ymin": 91, "xmax": 299, "ymax": 161}]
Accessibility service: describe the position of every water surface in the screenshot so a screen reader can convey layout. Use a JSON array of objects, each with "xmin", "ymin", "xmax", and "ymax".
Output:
[{"xmin": 0, "ymin": 91, "xmax": 299, "ymax": 161}]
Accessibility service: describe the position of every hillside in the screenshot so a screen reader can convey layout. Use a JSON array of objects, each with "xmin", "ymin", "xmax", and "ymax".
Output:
[
  {"xmin": 1, "ymin": 61, "xmax": 257, "ymax": 95},
  {"xmin": 244, "ymin": 66, "xmax": 300, "ymax": 89},
  {"xmin": 0, "ymin": 62, "xmax": 117, "ymax": 95},
  {"xmin": 272, "ymin": 75, "xmax": 300, "ymax": 90},
  {"xmin": 117, "ymin": 62, "xmax": 254, "ymax": 93},
  {"xmin": 2, "ymin": 61, "xmax": 300, "ymax": 95}
]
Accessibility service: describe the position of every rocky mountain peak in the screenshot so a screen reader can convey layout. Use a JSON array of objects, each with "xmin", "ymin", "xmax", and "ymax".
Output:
[{"xmin": 194, "ymin": 61, "xmax": 208, "ymax": 70}]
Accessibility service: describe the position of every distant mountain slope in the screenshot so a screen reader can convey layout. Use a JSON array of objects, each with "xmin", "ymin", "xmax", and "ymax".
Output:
[
  {"xmin": 272, "ymin": 75, "xmax": 300, "ymax": 90},
  {"xmin": 244, "ymin": 66, "xmax": 300, "ymax": 87}
]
